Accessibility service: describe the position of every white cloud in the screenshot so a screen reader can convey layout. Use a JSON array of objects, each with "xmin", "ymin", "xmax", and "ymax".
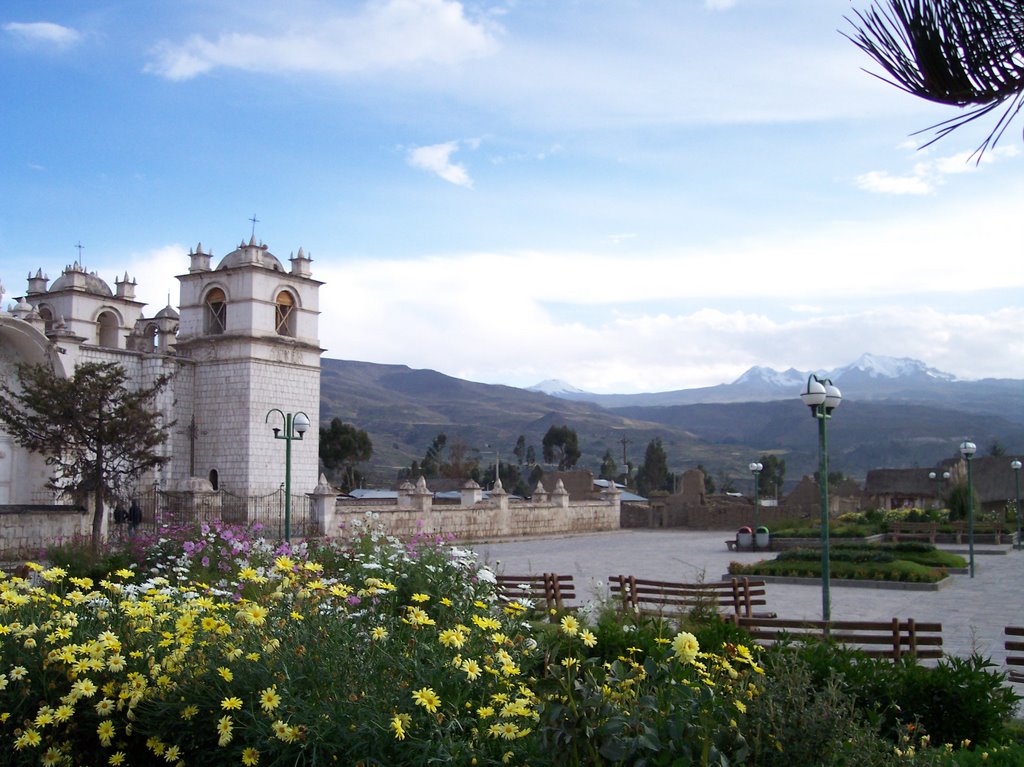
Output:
[
  {"xmin": 407, "ymin": 141, "xmax": 474, "ymax": 187},
  {"xmin": 856, "ymin": 145, "xmax": 1019, "ymax": 195},
  {"xmin": 145, "ymin": 0, "xmax": 498, "ymax": 80},
  {"xmin": 3, "ymin": 21, "xmax": 81, "ymax": 48}
]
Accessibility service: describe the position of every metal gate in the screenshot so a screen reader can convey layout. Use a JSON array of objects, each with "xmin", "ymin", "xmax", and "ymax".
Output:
[{"xmin": 133, "ymin": 488, "xmax": 312, "ymax": 539}]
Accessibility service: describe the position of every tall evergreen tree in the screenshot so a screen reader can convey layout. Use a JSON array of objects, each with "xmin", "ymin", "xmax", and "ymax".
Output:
[{"xmin": 0, "ymin": 361, "xmax": 171, "ymax": 553}]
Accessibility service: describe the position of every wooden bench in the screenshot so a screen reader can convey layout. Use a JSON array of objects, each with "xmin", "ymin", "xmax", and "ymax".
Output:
[
  {"xmin": 1005, "ymin": 626, "xmax": 1024, "ymax": 682},
  {"xmin": 495, "ymin": 572, "xmax": 576, "ymax": 620},
  {"xmin": 731, "ymin": 615, "xmax": 943, "ymax": 661},
  {"xmin": 949, "ymin": 520, "xmax": 1005, "ymax": 544},
  {"xmin": 889, "ymin": 521, "xmax": 938, "ymax": 544},
  {"xmin": 608, "ymin": 575, "xmax": 774, "ymax": 619}
]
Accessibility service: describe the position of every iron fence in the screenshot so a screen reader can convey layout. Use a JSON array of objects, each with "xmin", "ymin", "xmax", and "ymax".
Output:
[{"xmin": 130, "ymin": 488, "xmax": 313, "ymax": 539}]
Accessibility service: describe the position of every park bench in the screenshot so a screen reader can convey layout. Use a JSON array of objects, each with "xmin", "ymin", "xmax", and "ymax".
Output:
[
  {"xmin": 888, "ymin": 521, "xmax": 938, "ymax": 544},
  {"xmin": 1004, "ymin": 626, "xmax": 1024, "ymax": 682},
  {"xmin": 731, "ymin": 615, "xmax": 943, "ymax": 661},
  {"xmin": 949, "ymin": 520, "xmax": 1005, "ymax": 544},
  {"xmin": 495, "ymin": 572, "xmax": 576, "ymax": 620},
  {"xmin": 608, "ymin": 575, "xmax": 775, "ymax": 619}
]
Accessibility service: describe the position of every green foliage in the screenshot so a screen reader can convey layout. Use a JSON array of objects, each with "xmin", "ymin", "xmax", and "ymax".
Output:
[
  {"xmin": 947, "ymin": 482, "xmax": 980, "ymax": 522},
  {"xmin": 635, "ymin": 437, "xmax": 671, "ymax": 496},
  {"xmin": 757, "ymin": 454, "xmax": 785, "ymax": 500},
  {"xmin": 318, "ymin": 417, "xmax": 372, "ymax": 490},
  {"xmin": 792, "ymin": 644, "xmax": 1020, "ymax": 749},
  {"xmin": 0, "ymin": 361, "xmax": 170, "ymax": 552},
  {"xmin": 698, "ymin": 464, "xmax": 716, "ymax": 494},
  {"xmin": 542, "ymin": 424, "xmax": 581, "ymax": 470},
  {"xmin": 747, "ymin": 649, "xmax": 901, "ymax": 767},
  {"xmin": 45, "ymin": 536, "xmax": 136, "ymax": 581},
  {"xmin": 599, "ymin": 449, "xmax": 618, "ymax": 481}
]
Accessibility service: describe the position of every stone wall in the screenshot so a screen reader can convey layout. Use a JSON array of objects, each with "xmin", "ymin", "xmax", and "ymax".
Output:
[
  {"xmin": 0, "ymin": 506, "xmax": 89, "ymax": 559},
  {"xmin": 327, "ymin": 498, "xmax": 620, "ymax": 541}
]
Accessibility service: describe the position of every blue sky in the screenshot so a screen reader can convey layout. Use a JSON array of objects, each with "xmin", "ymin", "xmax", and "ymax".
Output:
[{"xmin": 3, "ymin": 0, "xmax": 1023, "ymax": 393}]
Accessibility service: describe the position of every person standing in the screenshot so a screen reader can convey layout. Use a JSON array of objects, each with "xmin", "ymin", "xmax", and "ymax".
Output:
[{"xmin": 128, "ymin": 499, "xmax": 142, "ymax": 534}]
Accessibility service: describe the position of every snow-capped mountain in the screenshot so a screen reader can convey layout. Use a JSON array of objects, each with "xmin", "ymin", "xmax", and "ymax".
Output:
[
  {"xmin": 528, "ymin": 379, "xmax": 591, "ymax": 397},
  {"xmin": 529, "ymin": 354, "xmax": 1008, "ymax": 409},
  {"xmin": 829, "ymin": 353, "xmax": 956, "ymax": 383}
]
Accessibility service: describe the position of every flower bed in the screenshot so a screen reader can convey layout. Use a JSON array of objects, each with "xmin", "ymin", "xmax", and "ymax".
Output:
[{"xmin": 0, "ymin": 517, "xmax": 763, "ymax": 766}]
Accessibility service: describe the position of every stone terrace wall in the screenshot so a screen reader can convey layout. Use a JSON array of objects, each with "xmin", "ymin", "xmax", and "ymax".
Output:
[
  {"xmin": 331, "ymin": 500, "xmax": 620, "ymax": 541},
  {"xmin": 1, "ymin": 506, "xmax": 88, "ymax": 559}
]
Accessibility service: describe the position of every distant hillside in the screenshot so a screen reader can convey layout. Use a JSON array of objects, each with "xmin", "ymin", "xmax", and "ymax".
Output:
[{"xmin": 321, "ymin": 357, "xmax": 1024, "ymax": 489}]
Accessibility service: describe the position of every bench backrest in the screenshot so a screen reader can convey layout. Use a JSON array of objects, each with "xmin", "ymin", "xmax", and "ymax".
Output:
[
  {"xmin": 732, "ymin": 615, "xmax": 943, "ymax": 660},
  {"xmin": 608, "ymin": 575, "xmax": 768, "ymax": 618},
  {"xmin": 1005, "ymin": 626, "xmax": 1024, "ymax": 678},
  {"xmin": 495, "ymin": 572, "xmax": 576, "ymax": 618}
]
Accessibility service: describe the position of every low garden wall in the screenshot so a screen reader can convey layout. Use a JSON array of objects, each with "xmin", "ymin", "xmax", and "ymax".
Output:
[{"xmin": 0, "ymin": 505, "xmax": 89, "ymax": 559}]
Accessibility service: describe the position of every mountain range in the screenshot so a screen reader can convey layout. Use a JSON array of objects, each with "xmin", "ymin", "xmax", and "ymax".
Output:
[{"xmin": 320, "ymin": 354, "xmax": 1024, "ymax": 491}]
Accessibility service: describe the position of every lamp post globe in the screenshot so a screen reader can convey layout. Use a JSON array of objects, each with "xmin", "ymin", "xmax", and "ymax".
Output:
[
  {"xmin": 801, "ymin": 374, "xmax": 841, "ymax": 622},
  {"xmin": 749, "ymin": 461, "xmax": 763, "ymax": 547},
  {"xmin": 960, "ymin": 440, "xmax": 977, "ymax": 577},
  {"xmin": 266, "ymin": 409, "xmax": 312, "ymax": 543}
]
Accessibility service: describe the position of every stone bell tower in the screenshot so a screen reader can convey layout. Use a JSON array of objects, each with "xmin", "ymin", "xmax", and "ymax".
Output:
[{"xmin": 172, "ymin": 237, "xmax": 322, "ymax": 495}]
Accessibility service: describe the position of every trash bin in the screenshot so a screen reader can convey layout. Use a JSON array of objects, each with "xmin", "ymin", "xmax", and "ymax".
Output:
[
  {"xmin": 755, "ymin": 526, "xmax": 770, "ymax": 549},
  {"xmin": 737, "ymin": 526, "xmax": 753, "ymax": 548}
]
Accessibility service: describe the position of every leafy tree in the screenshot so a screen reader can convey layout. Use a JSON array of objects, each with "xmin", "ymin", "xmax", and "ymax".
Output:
[
  {"xmin": 419, "ymin": 433, "xmax": 448, "ymax": 478},
  {"xmin": 846, "ymin": 0, "xmax": 1024, "ymax": 157},
  {"xmin": 599, "ymin": 449, "xmax": 619, "ymax": 481},
  {"xmin": 0, "ymin": 361, "xmax": 170, "ymax": 553},
  {"xmin": 635, "ymin": 438, "xmax": 671, "ymax": 496},
  {"xmin": 525, "ymin": 445, "xmax": 537, "ymax": 466},
  {"xmin": 989, "ymin": 440, "xmax": 1006, "ymax": 457},
  {"xmin": 513, "ymin": 435, "xmax": 527, "ymax": 465},
  {"xmin": 319, "ymin": 418, "xmax": 373, "ymax": 491},
  {"xmin": 947, "ymin": 482, "xmax": 980, "ymax": 521},
  {"xmin": 542, "ymin": 425, "xmax": 581, "ymax": 470},
  {"xmin": 757, "ymin": 455, "xmax": 786, "ymax": 500}
]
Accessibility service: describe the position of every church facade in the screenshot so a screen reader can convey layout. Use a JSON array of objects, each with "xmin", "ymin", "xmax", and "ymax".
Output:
[{"xmin": 0, "ymin": 237, "xmax": 323, "ymax": 507}]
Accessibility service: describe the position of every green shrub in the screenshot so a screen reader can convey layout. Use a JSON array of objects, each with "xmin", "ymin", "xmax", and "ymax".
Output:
[
  {"xmin": 787, "ymin": 644, "xmax": 1020, "ymax": 748},
  {"xmin": 746, "ymin": 649, "xmax": 901, "ymax": 766}
]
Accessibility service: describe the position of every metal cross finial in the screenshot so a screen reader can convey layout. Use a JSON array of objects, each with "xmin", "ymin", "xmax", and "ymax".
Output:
[
  {"xmin": 75, "ymin": 241, "xmax": 84, "ymax": 261},
  {"xmin": 249, "ymin": 215, "xmax": 259, "ymax": 239}
]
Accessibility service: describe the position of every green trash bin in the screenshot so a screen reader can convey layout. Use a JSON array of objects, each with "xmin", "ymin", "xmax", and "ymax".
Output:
[{"xmin": 755, "ymin": 526, "xmax": 770, "ymax": 549}]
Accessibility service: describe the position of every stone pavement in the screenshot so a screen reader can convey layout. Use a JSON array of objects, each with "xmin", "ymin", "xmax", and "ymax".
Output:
[{"xmin": 470, "ymin": 529, "xmax": 1024, "ymax": 670}]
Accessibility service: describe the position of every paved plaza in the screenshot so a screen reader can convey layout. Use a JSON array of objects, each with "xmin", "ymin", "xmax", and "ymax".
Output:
[{"xmin": 470, "ymin": 529, "xmax": 1024, "ymax": 668}]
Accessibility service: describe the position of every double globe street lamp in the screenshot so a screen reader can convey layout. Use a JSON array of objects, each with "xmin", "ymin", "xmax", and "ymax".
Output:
[
  {"xmin": 749, "ymin": 461, "xmax": 763, "ymax": 549},
  {"xmin": 266, "ymin": 409, "xmax": 311, "ymax": 543},
  {"xmin": 800, "ymin": 374, "xmax": 842, "ymax": 622}
]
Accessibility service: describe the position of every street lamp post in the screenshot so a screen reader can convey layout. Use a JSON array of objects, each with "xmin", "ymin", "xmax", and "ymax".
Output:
[
  {"xmin": 266, "ymin": 409, "xmax": 311, "ymax": 543},
  {"xmin": 927, "ymin": 470, "xmax": 950, "ymax": 510},
  {"xmin": 801, "ymin": 374, "xmax": 842, "ymax": 622},
  {"xmin": 1012, "ymin": 459, "xmax": 1022, "ymax": 551},
  {"xmin": 960, "ymin": 440, "xmax": 977, "ymax": 578},
  {"xmin": 749, "ymin": 461, "xmax": 763, "ymax": 548}
]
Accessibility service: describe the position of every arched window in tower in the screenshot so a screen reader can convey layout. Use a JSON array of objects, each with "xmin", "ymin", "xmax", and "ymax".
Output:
[
  {"xmin": 145, "ymin": 324, "xmax": 159, "ymax": 353},
  {"xmin": 38, "ymin": 305, "xmax": 54, "ymax": 335},
  {"xmin": 204, "ymin": 288, "xmax": 227, "ymax": 335},
  {"xmin": 97, "ymin": 311, "xmax": 120, "ymax": 348},
  {"xmin": 274, "ymin": 290, "xmax": 296, "ymax": 337}
]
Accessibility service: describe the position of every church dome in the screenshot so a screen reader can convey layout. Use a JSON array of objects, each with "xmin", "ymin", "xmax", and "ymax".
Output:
[
  {"xmin": 216, "ymin": 235, "xmax": 284, "ymax": 272},
  {"xmin": 155, "ymin": 304, "xmax": 180, "ymax": 320},
  {"xmin": 49, "ymin": 263, "xmax": 114, "ymax": 296}
]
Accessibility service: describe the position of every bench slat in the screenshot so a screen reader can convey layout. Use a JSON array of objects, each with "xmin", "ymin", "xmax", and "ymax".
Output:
[{"xmin": 732, "ymin": 615, "xmax": 942, "ymax": 661}]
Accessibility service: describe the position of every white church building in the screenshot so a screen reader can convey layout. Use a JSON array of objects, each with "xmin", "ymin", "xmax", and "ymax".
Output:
[{"xmin": 0, "ymin": 236, "xmax": 323, "ymax": 509}]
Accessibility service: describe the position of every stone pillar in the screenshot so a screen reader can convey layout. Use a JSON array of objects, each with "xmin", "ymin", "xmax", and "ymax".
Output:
[
  {"xmin": 552, "ymin": 478, "xmax": 569, "ymax": 509},
  {"xmin": 489, "ymin": 478, "xmax": 509, "ymax": 534},
  {"xmin": 532, "ymin": 481, "xmax": 549, "ymax": 503},
  {"xmin": 602, "ymin": 480, "xmax": 622, "ymax": 511},
  {"xmin": 461, "ymin": 479, "xmax": 483, "ymax": 506},
  {"xmin": 412, "ymin": 476, "xmax": 433, "ymax": 513},
  {"xmin": 309, "ymin": 473, "xmax": 336, "ymax": 536},
  {"xmin": 397, "ymin": 480, "xmax": 415, "ymax": 509}
]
